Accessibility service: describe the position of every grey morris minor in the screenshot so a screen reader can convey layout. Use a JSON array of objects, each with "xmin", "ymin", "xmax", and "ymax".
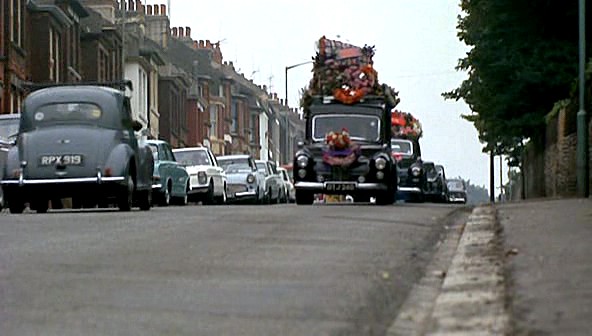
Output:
[
  {"xmin": 1, "ymin": 83, "xmax": 154, "ymax": 213},
  {"xmin": 217, "ymin": 154, "xmax": 265, "ymax": 204}
]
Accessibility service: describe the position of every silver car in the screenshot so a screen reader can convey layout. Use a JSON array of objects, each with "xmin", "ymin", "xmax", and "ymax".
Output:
[
  {"xmin": 217, "ymin": 154, "xmax": 265, "ymax": 204},
  {"xmin": 255, "ymin": 160, "xmax": 285, "ymax": 203},
  {"xmin": 278, "ymin": 167, "xmax": 295, "ymax": 203}
]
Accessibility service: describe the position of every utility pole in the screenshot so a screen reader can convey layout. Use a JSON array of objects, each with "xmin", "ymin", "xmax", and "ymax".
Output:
[
  {"xmin": 499, "ymin": 154, "xmax": 503, "ymax": 202},
  {"xmin": 120, "ymin": 0, "xmax": 126, "ymax": 81},
  {"xmin": 490, "ymin": 150, "xmax": 495, "ymax": 203},
  {"xmin": 577, "ymin": 0, "xmax": 589, "ymax": 197}
]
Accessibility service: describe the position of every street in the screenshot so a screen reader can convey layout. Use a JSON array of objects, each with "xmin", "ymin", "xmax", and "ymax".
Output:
[{"xmin": 0, "ymin": 203, "xmax": 465, "ymax": 336}]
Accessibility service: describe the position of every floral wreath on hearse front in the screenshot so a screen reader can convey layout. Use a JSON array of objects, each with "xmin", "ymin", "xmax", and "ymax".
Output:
[{"xmin": 322, "ymin": 128, "xmax": 360, "ymax": 167}]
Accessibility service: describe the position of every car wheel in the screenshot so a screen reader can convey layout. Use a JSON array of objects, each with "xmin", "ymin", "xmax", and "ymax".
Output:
[
  {"xmin": 295, "ymin": 190, "xmax": 314, "ymax": 205},
  {"xmin": 174, "ymin": 183, "xmax": 189, "ymax": 206},
  {"xmin": 160, "ymin": 181, "xmax": 171, "ymax": 206},
  {"xmin": 137, "ymin": 188, "xmax": 152, "ymax": 211},
  {"xmin": 203, "ymin": 180, "xmax": 215, "ymax": 205},
  {"xmin": 31, "ymin": 199, "xmax": 49, "ymax": 213},
  {"xmin": 215, "ymin": 183, "xmax": 227, "ymax": 205},
  {"xmin": 118, "ymin": 174, "xmax": 134, "ymax": 211}
]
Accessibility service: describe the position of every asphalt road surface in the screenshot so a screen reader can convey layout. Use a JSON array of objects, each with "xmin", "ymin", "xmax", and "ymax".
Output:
[{"xmin": 0, "ymin": 202, "xmax": 465, "ymax": 336}]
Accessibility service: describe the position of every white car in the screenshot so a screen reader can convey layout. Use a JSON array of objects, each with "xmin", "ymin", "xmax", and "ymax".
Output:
[
  {"xmin": 277, "ymin": 167, "xmax": 295, "ymax": 203},
  {"xmin": 173, "ymin": 146, "xmax": 227, "ymax": 204}
]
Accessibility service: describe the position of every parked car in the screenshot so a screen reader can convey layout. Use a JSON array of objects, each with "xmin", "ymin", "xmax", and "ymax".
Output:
[
  {"xmin": 173, "ymin": 146, "xmax": 227, "ymax": 204},
  {"xmin": 278, "ymin": 167, "xmax": 295, "ymax": 203},
  {"xmin": 0, "ymin": 113, "xmax": 20, "ymax": 210},
  {"xmin": 255, "ymin": 160, "xmax": 285, "ymax": 203},
  {"xmin": 217, "ymin": 154, "xmax": 265, "ymax": 204},
  {"xmin": 447, "ymin": 178, "xmax": 468, "ymax": 204},
  {"xmin": 147, "ymin": 140, "xmax": 190, "ymax": 206},
  {"xmin": 0, "ymin": 83, "xmax": 154, "ymax": 213}
]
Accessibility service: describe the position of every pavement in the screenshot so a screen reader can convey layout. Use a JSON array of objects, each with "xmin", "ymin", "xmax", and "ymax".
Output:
[
  {"xmin": 499, "ymin": 197, "xmax": 592, "ymax": 336},
  {"xmin": 389, "ymin": 197, "xmax": 592, "ymax": 335}
]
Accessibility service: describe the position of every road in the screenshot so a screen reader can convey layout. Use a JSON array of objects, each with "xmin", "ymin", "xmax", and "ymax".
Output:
[{"xmin": 0, "ymin": 202, "xmax": 466, "ymax": 336}]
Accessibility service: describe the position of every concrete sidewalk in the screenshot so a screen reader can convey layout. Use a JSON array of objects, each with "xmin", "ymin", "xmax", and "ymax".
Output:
[{"xmin": 498, "ymin": 198, "xmax": 592, "ymax": 335}]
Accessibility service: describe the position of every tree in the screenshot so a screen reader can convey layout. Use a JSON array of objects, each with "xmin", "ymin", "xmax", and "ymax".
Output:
[{"xmin": 444, "ymin": 0, "xmax": 591, "ymax": 164}]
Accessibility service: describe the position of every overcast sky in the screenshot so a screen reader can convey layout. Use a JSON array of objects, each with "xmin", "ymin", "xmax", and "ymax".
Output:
[{"xmin": 153, "ymin": 0, "xmax": 508, "ymax": 192}]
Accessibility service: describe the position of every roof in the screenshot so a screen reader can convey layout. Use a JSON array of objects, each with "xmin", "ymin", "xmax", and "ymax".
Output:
[{"xmin": 166, "ymin": 38, "xmax": 225, "ymax": 88}]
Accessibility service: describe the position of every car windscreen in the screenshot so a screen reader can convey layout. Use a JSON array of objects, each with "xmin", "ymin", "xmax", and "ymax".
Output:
[
  {"xmin": 447, "ymin": 180, "xmax": 465, "ymax": 191},
  {"xmin": 0, "ymin": 117, "xmax": 20, "ymax": 142},
  {"xmin": 256, "ymin": 162, "xmax": 268, "ymax": 175},
  {"xmin": 174, "ymin": 150, "xmax": 211, "ymax": 166},
  {"xmin": 312, "ymin": 114, "xmax": 380, "ymax": 142},
  {"xmin": 391, "ymin": 139, "xmax": 413, "ymax": 155},
  {"xmin": 218, "ymin": 158, "xmax": 251, "ymax": 172},
  {"xmin": 149, "ymin": 144, "xmax": 160, "ymax": 161}
]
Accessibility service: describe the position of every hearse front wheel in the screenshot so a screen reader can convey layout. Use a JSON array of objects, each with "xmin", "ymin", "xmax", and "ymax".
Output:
[{"xmin": 295, "ymin": 190, "xmax": 314, "ymax": 205}]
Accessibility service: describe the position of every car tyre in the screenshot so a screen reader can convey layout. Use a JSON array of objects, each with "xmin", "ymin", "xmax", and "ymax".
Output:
[
  {"xmin": 174, "ymin": 183, "xmax": 189, "ymax": 206},
  {"xmin": 31, "ymin": 199, "xmax": 49, "ymax": 213},
  {"xmin": 118, "ymin": 174, "xmax": 134, "ymax": 211},
  {"xmin": 214, "ymin": 183, "xmax": 227, "ymax": 205},
  {"xmin": 375, "ymin": 190, "xmax": 395, "ymax": 205},
  {"xmin": 295, "ymin": 190, "xmax": 314, "ymax": 205},
  {"xmin": 159, "ymin": 181, "xmax": 171, "ymax": 206},
  {"xmin": 137, "ymin": 188, "xmax": 152, "ymax": 211},
  {"xmin": 203, "ymin": 180, "xmax": 215, "ymax": 205}
]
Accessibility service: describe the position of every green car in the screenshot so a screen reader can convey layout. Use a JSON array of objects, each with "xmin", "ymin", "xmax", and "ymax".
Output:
[{"xmin": 147, "ymin": 140, "xmax": 190, "ymax": 206}]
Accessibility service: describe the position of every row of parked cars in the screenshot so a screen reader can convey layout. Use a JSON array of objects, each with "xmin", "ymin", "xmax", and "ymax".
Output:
[
  {"xmin": 391, "ymin": 138, "xmax": 467, "ymax": 204},
  {"xmin": 0, "ymin": 83, "xmax": 295, "ymax": 214}
]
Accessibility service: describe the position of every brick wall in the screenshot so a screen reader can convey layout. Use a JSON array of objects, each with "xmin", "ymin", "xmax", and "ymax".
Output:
[{"xmin": 526, "ymin": 107, "xmax": 590, "ymax": 199}]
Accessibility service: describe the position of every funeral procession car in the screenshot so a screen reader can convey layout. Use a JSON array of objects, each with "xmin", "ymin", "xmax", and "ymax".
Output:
[
  {"xmin": 391, "ymin": 137, "xmax": 426, "ymax": 202},
  {"xmin": 0, "ymin": 82, "xmax": 154, "ymax": 213},
  {"xmin": 173, "ymin": 146, "xmax": 227, "ymax": 204},
  {"xmin": 293, "ymin": 86, "xmax": 399, "ymax": 205},
  {"xmin": 147, "ymin": 140, "xmax": 190, "ymax": 206}
]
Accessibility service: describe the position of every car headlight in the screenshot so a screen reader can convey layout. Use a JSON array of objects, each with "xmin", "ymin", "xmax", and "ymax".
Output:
[
  {"xmin": 375, "ymin": 157, "xmax": 387, "ymax": 170},
  {"xmin": 411, "ymin": 166, "xmax": 422, "ymax": 177},
  {"xmin": 198, "ymin": 171, "xmax": 207, "ymax": 184},
  {"xmin": 296, "ymin": 155, "xmax": 309, "ymax": 168},
  {"xmin": 246, "ymin": 174, "xmax": 256, "ymax": 184}
]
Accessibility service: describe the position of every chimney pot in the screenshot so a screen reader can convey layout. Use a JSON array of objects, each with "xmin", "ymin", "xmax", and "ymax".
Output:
[
  {"xmin": 153, "ymin": 4, "xmax": 159, "ymax": 15},
  {"xmin": 279, "ymin": 99, "xmax": 284, "ymax": 105},
  {"xmin": 146, "ymin": 4, "xmax": 152, "ymax": 15},
  {"xmin": 161, "ymin": 4, "xmax": 166, "ymax": 15},
  {"xmin": 172, "ymin": 27, "xmax": 178, "ymax": 37},
  {"xmin": 206, "ymin": 40, "xmax": 212, "ymax": 48},
  {"xmin": 273, "ymin": 93, "xmax": 278, "ymax": 100},
  {"xmin": 140, "ymin": 4, "xmax": 145, "ymax": 14},
  {"xmin": 186, "ymin": 27, "xmax": 191, "ymax": 37},
  {"xmin": 179, "ymin": 27, "xmax": 184, "ymax": 37},
  {"xmin": 127, "ymin": 0, "xmax": 134, "ymax": 12},
  {"xmin": 263, "ymin": 85, "xmax": 267, "ymax": 92},
  {"xmin": 199, "ymin": 40, "xmax": 205, "ymax": 48},
  {"xmin": 193, "ymin": 40, "xmax": 198, "ymax": 49}
]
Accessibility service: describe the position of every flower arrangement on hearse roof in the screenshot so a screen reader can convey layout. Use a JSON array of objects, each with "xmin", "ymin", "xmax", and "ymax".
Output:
[{"xmin": 391, "ymin": 109, "xmax": 423, "ymax": 140}]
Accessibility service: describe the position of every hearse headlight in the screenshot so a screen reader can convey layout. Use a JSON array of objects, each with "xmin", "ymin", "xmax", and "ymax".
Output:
[
  {"xmin": 246, "ymin": 174, "xmax": 256, "ymax": 184},
  {"xmin": 375, "ymin": 157, "xmax": 387, "ymax": 170},
  {"xmin": 296, "ymin": 155, "xmax": 309, "ymax": 168},
  {"xmin": 411, "ymin": 166, "xmax": 422, "ymax": 177}
]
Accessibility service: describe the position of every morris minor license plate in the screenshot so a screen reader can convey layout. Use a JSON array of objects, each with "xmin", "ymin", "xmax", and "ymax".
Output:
[
  {"xmin": 39, "ymin": 154, "xmax": 83, "ymax": 166},
  {"xmin": 324, "ymin": 182, "xmax": 356, "ymax": 192}
]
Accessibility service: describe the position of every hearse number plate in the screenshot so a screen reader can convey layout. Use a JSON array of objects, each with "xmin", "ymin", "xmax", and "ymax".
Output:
[{"xmin": 324, "ymin": 182, "xmax": 356, "ymax": 192}]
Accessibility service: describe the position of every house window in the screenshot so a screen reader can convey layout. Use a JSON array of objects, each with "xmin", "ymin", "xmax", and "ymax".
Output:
[
  {"xmin": 198, "ymin": 85, "xmax": 204, "ymax": 97},
  {"xmin": 218, "ymin": 84, "xmax": 224, "ymax": 97},
  {"xmin": 231, "ymin": 102, "xmax": 238, "ymax": 133},
  {"xmin": 10, "ymin": 0, "xmax": 23, "ymax": 47},
  {"xmin": 98, "ymin": 47, "xmax": 108, "ymax": 81},
  {"xmin": 250, "ymin": 114, "xmax": 257, "ymax": 143},
  {"xmin": 49, "ymin": 28, "xmax": 60, "ymax": 82},
  {"xmin": 209, "ymin": 105, "xmax": 217, "ymax": 137}
]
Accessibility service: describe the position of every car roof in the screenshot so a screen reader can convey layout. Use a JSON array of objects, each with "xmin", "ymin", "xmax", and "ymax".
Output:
[
  {"xmin": 146, "ymin": 139, "xmax": 168, "ymax": 145},
  {"xmin": 172, "ymin": 146, "xmax": 207, "ymax": 152},
  {"xmin": 217, "ymin": 154, "xmax": 251, "ymax": 160}
]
